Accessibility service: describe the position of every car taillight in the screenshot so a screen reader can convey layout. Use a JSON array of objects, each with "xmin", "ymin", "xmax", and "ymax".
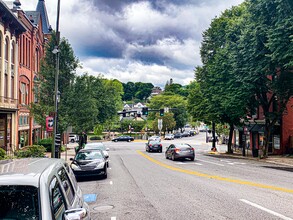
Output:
[
  {"xmin": 159, "ymin": 144, "xmax": 162, "ymax": 147},
  {"xmin": 191, "ymin": 148, "xmax": 194, "ymax": 151},
  {"xmin": 149, "ymin": 144, "xmax": 152, "ymax": 147},
  {"xmin": 175, "ymin": 148, "xmax": 180, "ymax": 153}
]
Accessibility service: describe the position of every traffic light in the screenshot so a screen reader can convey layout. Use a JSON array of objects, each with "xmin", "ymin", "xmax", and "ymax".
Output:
[
  {"xmin": 142, "ymin": 107, "xmax": 148, "ymax": 115},
  {"xmin": 55, "ymin": 133, "xmax": 61, "ymax": 158},
  {"xmin": 160, "ymin": 109, "xmax": 164, "ymax": 116}
]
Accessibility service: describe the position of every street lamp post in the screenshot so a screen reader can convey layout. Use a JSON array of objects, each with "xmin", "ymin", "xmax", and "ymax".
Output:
[{"xmin": 51, "ymin": 0, "xmax": 61, "ymax": 158}]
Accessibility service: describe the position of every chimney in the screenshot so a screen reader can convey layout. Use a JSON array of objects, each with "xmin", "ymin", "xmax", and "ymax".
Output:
[
  {"xmin": 29, "ymin": 15, "xmax": 34, "ymax": 23},
  {"xmin": 13, "ymin": 0, "xmax": 21, "ymax": 6}
]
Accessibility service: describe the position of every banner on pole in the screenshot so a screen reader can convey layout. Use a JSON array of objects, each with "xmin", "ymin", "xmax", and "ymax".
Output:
[{"xmin": 46, "ymin": 116, "xmax": 54, "ymax": 132}]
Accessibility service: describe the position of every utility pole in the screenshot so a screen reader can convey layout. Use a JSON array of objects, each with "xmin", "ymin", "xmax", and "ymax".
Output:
[
  {"xmin": 52, "ymin": 0, "xmax": 61, "ymax": 158},
  {"xmin": 211, "ymin": 122, "xmax": 217, "ymax": 151}
]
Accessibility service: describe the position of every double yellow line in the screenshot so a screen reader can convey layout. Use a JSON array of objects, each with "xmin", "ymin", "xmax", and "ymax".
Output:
[{"xmin": 137, "ymin": 150, "xmax": 293, "ymax": 194}]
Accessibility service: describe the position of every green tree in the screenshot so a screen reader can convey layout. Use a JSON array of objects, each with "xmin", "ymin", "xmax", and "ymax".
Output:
[
  {"xmin": 31, "ymin": 32, "xmax": 79, "ymax": 133},
  {"xmin": 66, "ymin": 74, "xmax": 99, "ymax": 133},
  {"xmin": 151, "ymin": 112, "xmax": 176, "ymax": 134},
  {"xmin": 149, "ymin": 93, "xmax": 187, "ymax": 131},
  {"xmin": 188, "ymin": 4, "xmax": 251, "ymax": 153},
  {"xmin": 122, "ymin": 82, "xmax": 154, "ymax": 101},
  {"xmin": 97, "ymin": 79, "xmax": 124, "ymax": 125},
  {"xmin": 164, "ymin": 83, "xmax": 189, "ymax": 97},
  {"xmin": 236, "ymin": 0, "xmax": 293, "ymax": 157}
]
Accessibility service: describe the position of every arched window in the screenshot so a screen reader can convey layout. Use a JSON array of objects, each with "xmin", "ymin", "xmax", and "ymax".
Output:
[
  {"xmin": 35, "ymin": 48, "xmax": 39, "ymax": 72},
  {"xmin": 0, "ymin": 34, "xmax": 2, "ymax": 59},
  {"xmin": 4, "ymin": 37, "xmax": 9, "ymax": 99},
  {"xmin": 11, "ymin": 42, "xmax": 15, "ymax": 99}
]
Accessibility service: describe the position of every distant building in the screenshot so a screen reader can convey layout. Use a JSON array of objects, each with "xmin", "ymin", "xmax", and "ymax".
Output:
[
  {"xmin": 151, "ymin": 86, "xmax": 162, "ymax": 96},
  {"xmin": 121, "ymin": 102, "xmax": 147, "ymax": 121}
]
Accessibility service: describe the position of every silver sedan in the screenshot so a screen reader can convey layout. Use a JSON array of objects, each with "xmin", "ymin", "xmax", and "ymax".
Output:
[{"xmin": 165, "ymin": 143, "xmax": 195, "ymax": 161}]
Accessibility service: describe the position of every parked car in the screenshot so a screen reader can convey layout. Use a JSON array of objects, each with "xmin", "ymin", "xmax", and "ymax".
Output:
[
  {"xmin": 182, "ymin": 131, "xmax": 190, "ymax": 137},
  {"xmin": 189, "ymin": 130, "xmax": 196, "ymax": 136},
  {"xmin": 148, "ymin": 135, "xmax": 161, "ymax": 142},
  {"xmin": 69, "ymin": 134, "xmax": 79, "ymax": 143},
  {"xmin": 164, "ymin": 133, "xmax": 174, "ymax": 140},
  {"xmin": 84, "ymin": 142, "xmax": 110, "ymax": 167},
  {"xmin": 70, "ymin": 149, "xmax": 108, "ymax": 179},
  {"xmin": 174, "ymin": 132, "xmax": 182, "ymax": 139},
  {"xmin": 146, "ymin": 141, "xmax": 163, "ymax": 152},
  {"xmin": 112, "ymin": 135, "xmax": 134, "ymax": 142},
  {"xmin": 165, "ymin": 143, "xmax": 195, "ymax": 161},
  {"xmin": 0, "ymin": 158, "xmax": 91, "ymax": 220}
]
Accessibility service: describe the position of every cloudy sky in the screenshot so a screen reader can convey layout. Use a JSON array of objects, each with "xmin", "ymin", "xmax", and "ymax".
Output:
[{"xmin": 22, "ymin": 0, "xmax": 244, "ymax": 88}]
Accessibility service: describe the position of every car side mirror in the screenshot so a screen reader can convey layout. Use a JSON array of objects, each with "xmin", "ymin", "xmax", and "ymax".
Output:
[{"xmin": 64, "ymin": 208, "xmax": 88, "ymax": 220}]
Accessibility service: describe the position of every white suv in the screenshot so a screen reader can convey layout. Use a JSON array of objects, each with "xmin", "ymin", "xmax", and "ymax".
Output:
[
  {"xmin": 0, "ymin": 158, "xmax": 91, "ymax": 220},
  {"xmin": 69, "ymin": 134, "xmax": 79, "ymax": 143}
]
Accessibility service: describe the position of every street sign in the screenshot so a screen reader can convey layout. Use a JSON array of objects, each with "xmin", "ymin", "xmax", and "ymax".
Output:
[{"xmin": 158, "ymin": 119, "xmax": 163, "ymax": 130}]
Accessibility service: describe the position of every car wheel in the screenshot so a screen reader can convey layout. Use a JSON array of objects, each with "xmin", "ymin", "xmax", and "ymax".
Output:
[
  {"xmin": 114, "ymin": 139, "xmax": 118, "ymax": 142},
  {"xmin": 190, "ymin": 157, "xmax": 195, "ymax": 161},
  {"xmin": 172, "ymin": 154, "xmax": 176, "ymax": 161},
  {"xmin": 165, "ymin": 153, "xmax": 169, "ymax": 159},
  {"xmin": 103, "ymin": 167, "xmax": 107, "ymax": 179},
  {"xmin": 107, "ymin": 162, "xmax": 109, "ymax": 167},
  {"xmin": 70, "ymin": 139, "xmax": 74, "ymax": 143},
  {"xmin": 128, "ymin": 139, "xmax": 131, "ymax": 142}
]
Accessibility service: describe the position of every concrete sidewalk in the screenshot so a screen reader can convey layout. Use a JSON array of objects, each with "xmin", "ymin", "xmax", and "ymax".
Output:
[
  {"xmin": 46, "ymin": 142, "xmax": 77, "ymax": 163},
  {"xmin": 207, "ymin": 145, "xmax": 293, "ymax": 166}
]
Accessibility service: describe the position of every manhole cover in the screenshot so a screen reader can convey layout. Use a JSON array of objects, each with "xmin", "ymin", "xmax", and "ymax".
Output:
[{"xmin": 93, "ymin": 205, "xmax": 114, "ymax": 211}]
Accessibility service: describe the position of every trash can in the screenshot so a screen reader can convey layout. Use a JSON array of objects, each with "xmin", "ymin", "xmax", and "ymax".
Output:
[{"xmin": 252, "ymin": 149, "xmax": 258, "ymax": 157}]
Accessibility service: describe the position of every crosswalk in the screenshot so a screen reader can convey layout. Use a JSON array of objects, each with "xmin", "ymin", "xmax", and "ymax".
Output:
[
  {"xmin": 174, "ymin": 159, "xmax": 247, "ymax": 167},
  {"xmin": 149, "ymin": 152, "xmax": 247, "ymax": 167}
]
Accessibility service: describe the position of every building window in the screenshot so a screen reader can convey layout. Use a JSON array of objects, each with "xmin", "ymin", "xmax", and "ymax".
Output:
[
  {"xmin": 19, "ymin": 116, "xmax": 22, "ymax": 125},
  {"xmin": 4, "ymin": 38, "xmax": 9, "ymax": 98},
  {"xmin": 20, "ymin": 83, "xmax": 26, "ymax": 105},
  {"xmin": 11, "ymin": 42, "xmax": 15, "ymax": 99}
]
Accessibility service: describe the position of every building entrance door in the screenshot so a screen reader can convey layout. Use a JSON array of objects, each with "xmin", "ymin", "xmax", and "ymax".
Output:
[{"xmin": 0, "ymin": 115, "xmax": 6, "ymax": 150}]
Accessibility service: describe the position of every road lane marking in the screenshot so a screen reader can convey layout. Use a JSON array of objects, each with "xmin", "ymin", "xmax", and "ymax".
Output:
[
  {"xmin": 175, "ymin": 162, "xmax": 203, "ymax": 166},
  {"xmin": 221, "ymin": 159, "xmax": 246, "ymax": 165},
  {"xmin": 111, "ymin": 217, "xmax": 116, "ymax": 220},
  {"xmin": 110, "ymin": 181, "xmax": 113, "ymax": 185},
  {"xmin": 240, "ymin": 199, "xmax": 293, "ymax": 220},
  {"xmin": 196, "ymin": 159, "xmax": 225, "ymax": 166},
  {"xmin": 137, "ymin": 150, "xmax": 293, "ymax": 194}
]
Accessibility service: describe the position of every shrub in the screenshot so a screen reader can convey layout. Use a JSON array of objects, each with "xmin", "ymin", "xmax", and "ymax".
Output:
[
  {"xmin": 15, "ymin": 145, "xmax": 46, "ymax": 158},
  {"xmin": 38, "ymin": 138, "xmax": 53, "ymax": 152},
  {"xmin": 0, "ymin": 148, "xmax": 6, "ymax": 160},
  {"xmin": 90, "ymin": 136, "xmax": 102, "ymax": 140}
]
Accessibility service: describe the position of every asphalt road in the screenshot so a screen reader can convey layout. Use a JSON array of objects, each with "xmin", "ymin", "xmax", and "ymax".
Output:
[{"xmin": 78, "ymin": 133, "xmax": 293, "ymax": 220}]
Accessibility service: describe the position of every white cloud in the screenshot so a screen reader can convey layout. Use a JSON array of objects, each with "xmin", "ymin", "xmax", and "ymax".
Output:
[{"xmin": 23, "ymin": 0, "xmax": 244, "ymax": 87}]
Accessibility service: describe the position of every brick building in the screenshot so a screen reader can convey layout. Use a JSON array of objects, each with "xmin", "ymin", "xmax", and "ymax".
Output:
[
  {"xmin": 15, "ymin": 0, "xmax": 51, "ymax": 148},
  {"xmin": 0, "ymin": 1, "xmax": 26, "ymax": 153}
]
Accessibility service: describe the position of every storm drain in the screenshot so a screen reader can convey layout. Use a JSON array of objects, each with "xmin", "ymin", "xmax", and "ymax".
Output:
[{"xmin": 93, "ymin": 205, "xmax": 114, "ymax": 211}]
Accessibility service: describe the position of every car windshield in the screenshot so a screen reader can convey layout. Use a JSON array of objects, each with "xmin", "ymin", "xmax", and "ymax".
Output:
[
  {"xmin": 0, "ymin": 185, "xmax": 39, "ymax": 220},
  {"xmin": 149, "ymin": 141, "xmax": 160, "ymax": 145},
  {"xmin": 76, "ymin": 151, "xmax": 104, "ymax": 160},
  {"xmin": 85, "ymin": 144, "xmax": 106, "ymax": 150},
  {"xmin": 177, "ymin": 144, "xmax": 191, "ymax": 149}
]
